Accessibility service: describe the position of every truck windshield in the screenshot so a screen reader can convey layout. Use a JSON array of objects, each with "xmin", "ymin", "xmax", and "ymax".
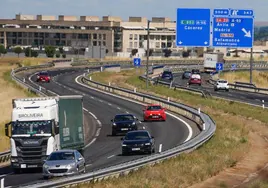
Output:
[{"xmin": 11, "ymin": 120, "xmax": 52, "ymax": 135}]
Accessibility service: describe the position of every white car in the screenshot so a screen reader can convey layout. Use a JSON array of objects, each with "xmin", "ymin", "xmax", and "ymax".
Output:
[{"xmin": 214, "ymin": 79, "xmax": 229, "ymax": 91}]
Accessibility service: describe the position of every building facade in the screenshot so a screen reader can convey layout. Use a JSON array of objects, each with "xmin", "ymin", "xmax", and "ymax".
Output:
[{"xmin": 0, "ymin": 14, "xmax": 180, "ymax": 56}]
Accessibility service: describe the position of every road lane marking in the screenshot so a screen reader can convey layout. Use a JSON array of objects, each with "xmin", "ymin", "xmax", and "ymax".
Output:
[
  {"xmin": 97, "ymin": 120, "xmax": 102, "ymax": 125},
  {"xmin": 95, "ymin": 128, "xmax": 101, "ymax": 137},
  {"xmin": 107, "ymin": 155, "xmax": 115, "ymax": 159},
  {"xmin": 117, "ymin": 107, "xmax": 121, "ymax": 110},
  {"xmin": 108, "ymin": 103, "xmax": 112, "ymax": 106},
  {"xmin": 86, "ymin": 164, "xmax": 92, "ymax": 167},
  {"xmin": 84, "ymin": 138, "xmax": 96, "ymax": 149}
]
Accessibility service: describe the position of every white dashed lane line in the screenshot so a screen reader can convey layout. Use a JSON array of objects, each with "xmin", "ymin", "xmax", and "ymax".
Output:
[
  {"xmin": 108, "ymin": 103, "xmax": 112, "ymax": 106},
  {"xmin": 107, "ymin": 155, "xmax": 115, "ymax": 159},
  {"xmin": 117, "ymin": 107, "xmax": 121, "ymax": 110}
]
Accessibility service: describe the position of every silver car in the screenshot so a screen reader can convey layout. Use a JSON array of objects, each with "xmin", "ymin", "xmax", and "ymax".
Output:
[{"xmin": 43, "ymin": 149, "xmax": 86, "ymax": 179}]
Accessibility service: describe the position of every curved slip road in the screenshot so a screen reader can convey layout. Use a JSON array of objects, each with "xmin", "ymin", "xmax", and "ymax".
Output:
[
  {"xmin": 172, "ymin": 73, "xmax": 268, "ymax": 107},
  {"xmin": 1, "ymin": 68, "xmax": 200, "ymax": 187}
]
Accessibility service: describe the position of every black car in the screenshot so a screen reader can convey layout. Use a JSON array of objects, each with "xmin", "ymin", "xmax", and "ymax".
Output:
[
  {"xmin": 182, "ymin": 71, "xmax": 191, "ymax": 79},
  {"xmin": 111, "ymin": 114, "xmax": 138, "ymax": 136},
  {"xmin": 161, "ymin": 71, "xmax": 173, "ymax": 81},
  {"xmin": 191, "ymin": 69, "xmax": 200, "ymax": 75},
  {"xmin": 121, "ymin": 130, "xmax": 155, "ymax": 155}
]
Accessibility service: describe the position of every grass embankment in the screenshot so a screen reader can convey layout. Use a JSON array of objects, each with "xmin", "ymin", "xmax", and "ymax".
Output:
[
  {"xmin": 0, "ymin": 57, "xmax": 50, "ymax": 152},
  {"xmin": 220, "ymin": 70, "xmax": 268, "ymax": 88},
  {"xmin": 83, "ymin": 69, "xmax": 268, "ymax": 187}
]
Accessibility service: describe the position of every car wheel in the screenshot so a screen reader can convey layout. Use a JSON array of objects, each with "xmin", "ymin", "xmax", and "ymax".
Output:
[
  {"xmin": 153, "ymin": 148, "xmax": 155, "ymax": 153},
  {"xmin": 83, "ymin": 164, "xmax": 86, "ymax": 173},
  {"xmin": 13, "ymin": 168, "xmax": 21, "ymax": 174},
  {"xmin": 122, "ymin": 151, "xmax": 128, "ymax": 156},
  {"xmin": 112, "ymin": 131, "xmax": 116, "ymax": 136},
  {"xmin": 226, "ymin": 89, "xmax": 229, "ymax": 92},
  {"xmin": 43, "ymin": 176, "xmax": 49, "ymax": 180},
  {"xmin": 199, "ymin": 84, "xmax": 201, "ymax": 86}
]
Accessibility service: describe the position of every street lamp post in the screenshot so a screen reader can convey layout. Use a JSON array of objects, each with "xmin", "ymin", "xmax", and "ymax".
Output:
[{"xmin": 146, "ymin": 20, "xmax": 150, "ymax": 89}]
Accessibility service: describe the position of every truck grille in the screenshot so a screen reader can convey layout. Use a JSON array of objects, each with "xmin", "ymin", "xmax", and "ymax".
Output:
[{"xmin": 49, "ymin": 169, "xmax": 68, "ymax": 173}]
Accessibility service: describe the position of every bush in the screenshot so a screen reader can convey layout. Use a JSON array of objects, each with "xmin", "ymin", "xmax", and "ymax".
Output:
[
  {"xmin": 45, "ymin": 46, "xmax": 56, "ymax": 58},
  {"xmin": 62, "ymin": 54, "xmax": 66, "ymax": 58},
  {"xmin": 131, "ymin": 49, "xmax": 138, "ymax": 56},
  {"xmin": 182, "ymin": 51, "xmax": 190, "ymax": 57},
  {"xmin": 56, "ymin": 52, "xmax": 60, "ymax": 58},
  {"xmin": 163, "ymin": 49, "xmax": 172, "ymax": 57}
]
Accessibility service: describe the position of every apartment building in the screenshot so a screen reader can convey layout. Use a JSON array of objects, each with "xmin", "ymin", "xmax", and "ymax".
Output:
[{"xmin": 0, "ymin": 14, "xmax": 179, "ymax": 56}]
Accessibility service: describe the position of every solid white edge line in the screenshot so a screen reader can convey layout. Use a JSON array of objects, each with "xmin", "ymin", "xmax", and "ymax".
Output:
[
  {"xmin": 75, "ymin": 75, "xmax": 194, "ymax": 143},
  {"xmin": 95, "ymin": 128, "xmax": 101, "ymax": 137},
  {"xmin": 87, "ymin": 111, "xmax": 98, "ymax": 120},
  {"xmin": 84, "ymin": 138, "xmax": 96, "ymax": 149},
  {"xmin": 97, "ymin": 120, "xmax": 101, "ymax": 125}
]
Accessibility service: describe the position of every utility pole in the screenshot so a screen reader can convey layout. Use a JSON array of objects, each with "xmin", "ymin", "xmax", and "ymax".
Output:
[
  {"xmin": 146, "ymin": 20, "xmax": 150, "ymax": 89},
  {"xmin": 250, "ymin": 47, "xmax": 253, "ymax": 84}
]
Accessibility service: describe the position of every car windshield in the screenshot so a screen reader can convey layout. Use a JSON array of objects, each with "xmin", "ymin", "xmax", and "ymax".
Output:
[
  {"xmin": 162, "ymin": 72, "xmax": 172, "ymax": 77},
  {"xmin": 125, "ymin": 131, "xmax": 150, "ymax": 140},
  {"xmin": 11, "ymin": 120, "xmax": 52, "ymax": 135},
  {"xmin": 184, "ymin": 72, "xmax": 191, "ymax": 76},
  {"xmin": 147, "ymin": 105, "xmax": 162, "ymax": 111},
  {"xmin": 114, "ymin": 115, "xmax": 134, "ymax": 122},
  {"xmin": 48, "ymin": 152, "xmax": 75, "ymax": 161}
]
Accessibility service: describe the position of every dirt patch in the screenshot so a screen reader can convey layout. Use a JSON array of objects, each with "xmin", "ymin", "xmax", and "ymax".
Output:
[{"xmin": 190, "ymin": 118, "xmax": 268, "ymax": 188}]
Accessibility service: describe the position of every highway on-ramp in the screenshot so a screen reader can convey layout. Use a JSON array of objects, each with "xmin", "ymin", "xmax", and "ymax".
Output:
[{"xmin": 1, "ymin": 68, "xmax": 200, "ymax": 187}]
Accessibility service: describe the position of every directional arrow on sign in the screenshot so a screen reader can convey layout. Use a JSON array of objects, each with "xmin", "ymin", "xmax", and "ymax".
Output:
[
  {"xmin": 204, "ymin": 41, "xmax": 208, "ymax": 45},
  {"xmin": 178, "ymin": 41, "xmax": 183, "ymax": 44},
  {"xmin": 242, "ymin": 28, "xmax": 251, "ymax": 38}
]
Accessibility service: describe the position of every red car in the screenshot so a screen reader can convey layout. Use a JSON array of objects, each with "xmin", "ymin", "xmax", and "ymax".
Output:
[
  {"xmin": 143, "ymin": 104, "xmax": 166, "ymax": 121},
  {"xmin": 188, "ymin": 74, "xmax": 201, "ymax": 86},
  {"xmin": 36, "ymin": 71, "xmax": 51, "ymax": 83}
]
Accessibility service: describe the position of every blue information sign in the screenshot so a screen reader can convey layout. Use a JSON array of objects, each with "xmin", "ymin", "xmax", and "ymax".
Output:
[
  {"xmin": 216, "ymin": 63, "xmax": 224, "ymax": 71},
  {"xmin": 133, "ymin": 58, "xmax": 141, "ymax": 67},
  {"xmin": 212, "ymin": 8, "xmax": 254, "ymax": 48},
  {"xmin": 176, "ymin": 8, "xmax": 211, "ymax": 47},
  {"xmin": 231, "ymin": 64, "xmax": 236, "ymax": 70}
]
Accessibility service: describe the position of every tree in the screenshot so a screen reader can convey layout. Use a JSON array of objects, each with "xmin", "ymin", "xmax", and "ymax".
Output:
[
  {"xmin": 45, "ymin": 46, "xmax": 56, "ymax": 58},
  {"xmin": 59, "ymin": 47, "xmax": 64, "ymax": 54},
  {"xmin": 31, "ymin": 50, "xmax": 39, "ymax": 57},
  {"xmin": 163, "ymin": 49, "xmax": 172, "ymax": 57},
  {"xmin": 62, "ymin": 54, "xmax": 66, "ymax": 58},
  {"xmin": 0, "ymin": 45, "xmax": 5, "ymax": 56},
  {"xmin": 145, "ymin": 49, "xmax": 153, "ymax": 57},
  {"xmin": 56, "ymin": 52, "xmax": 60, "ymax": 58},
  {"xmin": 182, "ymin": 51, "xmax": 190, "ymax": 58},
  {"xmin": 131, "ymin": 49, "xmax": 138, "ymax": 56},
  {"xmin": 13, "ymin": 47, "xmax": 23, "ymax": 57}
]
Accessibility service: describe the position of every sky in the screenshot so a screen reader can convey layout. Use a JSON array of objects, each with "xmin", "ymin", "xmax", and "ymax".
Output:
[{"xmin": 0, "ymin": 0, "xmax": 268, "ymax": 21}]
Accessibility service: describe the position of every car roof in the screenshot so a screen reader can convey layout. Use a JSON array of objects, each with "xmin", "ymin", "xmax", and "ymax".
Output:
[
  {"xmin": 147, "ymin": 104, "xmax": 161, "ymax": 107},
  {"xmin": 52, "ymin": 149, "xmax": 76, "ymax": 153},
  {"xmin": 126, "ymin": 130, "xmax": 149, "ymax": 134},
  {"xmin": 217, "ymin": 79, "xmax": 227, "ymax": 82},
  {"xmin": 115, "ymin": 113, "xmax": 134, "ymax": 116}
]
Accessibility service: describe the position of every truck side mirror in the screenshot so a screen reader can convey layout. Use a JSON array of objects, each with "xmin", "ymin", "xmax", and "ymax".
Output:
[
  {"xmin": 5, "ymin": 122, "xmax": 11, "ymax": 138},
  {"xmin": 54, "ymin": 125, "xmax": 59, "ymax": 135}
]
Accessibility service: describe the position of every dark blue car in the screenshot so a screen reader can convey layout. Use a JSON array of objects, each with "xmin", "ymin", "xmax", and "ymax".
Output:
[
  {"xmin": 121, "ymin": 130, "xmax": 155, "ymax": 155},
  {"xmin": 111, "ymin": 114, "xmax": 138, "ymax": 136},
  {"xmin": 161, "ymin": 71, "xmax": 173, "ymax": 81}
]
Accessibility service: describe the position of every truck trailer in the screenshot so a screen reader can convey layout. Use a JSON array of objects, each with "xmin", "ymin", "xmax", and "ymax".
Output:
[
  {"xmin": 5, "ymin": 95, "xmax": 85, "ymax": 173},
  {"xmin": 203, "ymin": 52, "xmax": 224, "ymax": 73}
]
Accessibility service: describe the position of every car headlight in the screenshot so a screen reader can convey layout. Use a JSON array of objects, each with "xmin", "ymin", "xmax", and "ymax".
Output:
[
  {"xmin": 132, "ymin": 122, "xmax": 136, "ymax": 125},
  {"xmin": 112, "ymin": 123, "xmax": 116, "ymax": 126},
  {"xmin": 43, "ymin": 164, "xmax": 49, "ymax": 169},
  {"xmin": 66, "ymin": 164, "xmax": 75, "ymax": 168},
  {"xmin": 145, "ymin": 143, "xmax": 151, "ymax": 146},
  {"xmin": 122, "ymin": 144, "xmax": 127, "ymax": 147},
  {"xmin": 11, "ymin": 158, "xmax": 18, "ymax": 163},
  {"xmin": 158, "ymin": 113, "xmax": 161, "ymax": 115},
  {"xmin": 150, "ymin": 114, "xmax": 152, "ymax": 116}
]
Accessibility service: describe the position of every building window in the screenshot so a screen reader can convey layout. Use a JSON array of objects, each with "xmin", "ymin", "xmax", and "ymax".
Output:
[
  {"xmin": 167, "ymin": 36, "xmax": 172, "ymax": 41},
  {"xmin": 150, "ymin": 35, "xmax": 154, "ymax": 40},
  {"xmin": 0, "ymin": 32, "xmax": 3, "ymax": 37},
  {"xmin": 134, "ymin": 34, "xmax": 138, "ymax": 40},
  {"xmin": 99, "ymin": 34, "xmax": 102, "ymax": 40},
  {"xmin": 161, "ymin": 42, "xmax": 166, "ymax": 48},
  {"xmin": 88, "ymin": 34, "xmax": 91, "ymax": 39},
  {"xmin": 103, "ymin": 41, "xmax": 106, "ymax": 46},
  {"xmin": 156, "ymin": 35, "xmax": 160, "ymax": 40},
  {"xmin": 93, "ymin": 41, "xmax": 97, "ymax": 46},
  {"xmin": 129, "ymin": 34, "xmax": 133, "ymax": 40},
  {"xmin": 161, "ymin": 35, "xmax": 166, "ymax": 40},
  {"xmin": 103, "ymin": 34, "xmax": 106, "ymax": 40},
  {"xmin": 167, "ymin": 42, "xmax": 172, "ymax": 47},
  {"xmin": 129, "ymin": 41, "xmax": 133, "ymax": 48},
  {"xmin": 98, "ymin": 41, "xmax": 101, "ymax": 46},
  {"xmin": 93, "ymin": 34, "xmax": 97, "ymax": 40},
  {"xmin": 134, "ymin": 42, "xmax": 138, "ymax": 48},
  {"xmin": 0, "ymin": 39, "xmax": 4, "ymax": 44},
  {"xmin": 155, "ymin": 42, "xmax": 160, "ymax": 48}
]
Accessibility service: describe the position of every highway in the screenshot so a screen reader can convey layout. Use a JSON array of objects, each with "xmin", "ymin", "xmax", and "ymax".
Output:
[
  {"xmin": 0, "ymin": 68, "xmax": 200, "ymax": 187},
  {"xmin": 172, "ymin": 72, "xmax": 268, "ymax": 107}
]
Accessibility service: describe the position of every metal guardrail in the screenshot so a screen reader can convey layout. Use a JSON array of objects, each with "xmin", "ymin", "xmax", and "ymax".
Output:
[{"xmin": 17, "ymin": 71, "xmax": 216, "ymax": 188}]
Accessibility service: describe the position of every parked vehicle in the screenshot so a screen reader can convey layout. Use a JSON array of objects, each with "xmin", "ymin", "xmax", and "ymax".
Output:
[
  {"xmin": 214, "ymin": 79, "xmax": 229, "ymax": 91},
  {"xmin": 121, "ymin": 130, "xmax": 155, "ymax": 155},
  {"xmin": 160, "ymin": 70, "xmax": 173, "ymax": 81},
  {"xmin": 5, "ymin": 95, "xmax": 85, "ymax": 173},
  {"xmin": 189, "ymin": 74, "xmax": 202, "ymax": 86},
  {"xmin": 182, "ymin": 71, "xmax": 192, "ymax": 79},
  {"xmin": 191, "ymin": 69, "xmax": 200, "ymax": 75},
  {"xmin": 36, "ymin": 71, "xmax": 51, "ymax": 83},
  {"xmin": 43, "ymin": 149, "xmax": 85, "ymax": 179},
  {"xmin": 143, "ymin": 104, "xmax": 166, "ymax": 121},
  {"xmin": 111, "ymin": 114, "xmax": 139, "ymax": 136}
]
